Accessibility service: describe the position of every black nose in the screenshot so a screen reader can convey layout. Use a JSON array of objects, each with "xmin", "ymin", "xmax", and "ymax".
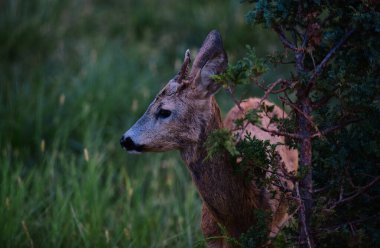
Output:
[
  {"xmin": 120, "ymin": 136, "xmax": 135, "ymax": 150},
  {"xmin": 120, "ymin": 136, "xmax": 144, "ymax": 152}
]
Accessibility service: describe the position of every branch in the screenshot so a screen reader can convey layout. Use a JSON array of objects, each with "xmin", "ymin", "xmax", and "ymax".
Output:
[
  {"xmin": 311, "ymin": 118, "xmax": 362, "ymax": 138},
  {"xmin": 257, "ymin": 125, "xmax": 302, "ymax": 139},
  {"xmin": 259, "ymin": 79, "xmax": 290, "ymax": 104},
  {"xmin": 259, "ymin": 164, "xmax": 297, "ymax": 183},
  {"xmin": 292, "ymin": 30, "xmax": 298, "ymax": 47},
  {"xmin": 274, "ymin": 26, "xmax": 297, "ymax": 51},
  {"xmin": 279, "ymin": 96, "xmax": 321, "ymax": 136},
  {"xmin": 327, "ymin": 176, "xmax": 380, "ymax": 210},
  {"xmin": 225, "ymin": 87, "xmax": 244, "ymax": 112},
  {"xmin": 293, "ymin": 28, "xmax": 309, "ymax": 75},
  {"xmin": 316, "ymin": 213, "xmax": 380, "ymax": 234},
  {"xmin": 255, "ymin": 80, "xmax": 268, "ymax": 91},
  {"xmin": 283, "ymin": 87, "xmax": 296, "ymax": 105},
  {"xmin": 313, "ymin": 185, "xmax": 330, "ymax": 194},
  {"xmin": 270, "ymin": 201, "xmax": 301, "ymax": 237},
  {"xmin": 301, "ymin": 29, "xmax": 309, "ymax": 49},
  {"xmin": 308, "ymin": 29, "xmax": 355, "ymax": 87}
]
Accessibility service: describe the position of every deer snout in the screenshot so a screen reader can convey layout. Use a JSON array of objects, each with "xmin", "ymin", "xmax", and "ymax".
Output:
[{"xmin": 120, "ymin": 135, "xmax": 144, "ymax": 153}]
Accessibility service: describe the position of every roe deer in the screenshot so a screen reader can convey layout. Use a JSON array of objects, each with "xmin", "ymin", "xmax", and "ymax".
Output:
[{"xmin": 120, "ymin": 30, "xmax": 298, "ymax": 247}]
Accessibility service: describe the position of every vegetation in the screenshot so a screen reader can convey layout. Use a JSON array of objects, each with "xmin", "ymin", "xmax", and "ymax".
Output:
[{"xmin": 209, "ymin": 1, "xmax": 380, "ymax": 247}]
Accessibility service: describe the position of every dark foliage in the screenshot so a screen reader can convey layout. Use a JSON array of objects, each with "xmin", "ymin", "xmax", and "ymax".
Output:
[{"xmin": 208, "ymin": 1, "xmax": 380, "ymax": 247}]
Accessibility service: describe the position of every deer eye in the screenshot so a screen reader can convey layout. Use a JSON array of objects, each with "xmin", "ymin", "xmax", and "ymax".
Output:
[{"xmin": 157, "ymin": 109, "xmax": 172, "ymax": 119}]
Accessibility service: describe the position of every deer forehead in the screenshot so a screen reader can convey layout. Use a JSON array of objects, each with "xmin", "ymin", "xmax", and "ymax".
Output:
[
  {"xmin": 149, "ymin": 81, "xmax": 182, "ymax": 109},
  {"xmin": 158, "ymin": 79, "xmax": 180, "ymax": 97}
]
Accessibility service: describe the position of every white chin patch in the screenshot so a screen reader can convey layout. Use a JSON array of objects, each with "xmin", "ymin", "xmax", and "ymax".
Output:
[{"xmin": 127, "ymin": 150, "xmax": 142, "ymax": 155}]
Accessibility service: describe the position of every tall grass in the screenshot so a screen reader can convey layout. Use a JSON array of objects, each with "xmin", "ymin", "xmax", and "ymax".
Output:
[
  {"xmin": 0, "ymin": 0, "xmax": 283, "ymax": 246},
  {"xmin": 0, "ymin": 39, "xmax": 202, "ymax": 246},
  {"xmin": 1, "ymin": 150, "xmax": 202, "ymax": 247}
]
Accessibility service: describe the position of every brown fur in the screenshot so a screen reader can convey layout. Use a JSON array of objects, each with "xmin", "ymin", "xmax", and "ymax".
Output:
[
  {"xmin": 224, "ymin": 98, "xmax": 298, "ymax": 239},
  {"xmin": 181, "ymin": 97, "xmax": 297, "ymax": 247},
  {"xmin": 121, "ymin": 31, "xmax": 298, "ymax": 247}
]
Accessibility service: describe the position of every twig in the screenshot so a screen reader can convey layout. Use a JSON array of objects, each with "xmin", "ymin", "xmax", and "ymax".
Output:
[
  {"xmin": 279, "ymin": 96, "xmax": 321, "ymax": 136},
  {"xmin": 327, "ymin": 176, "xmax": 380, "ymax": 210},
  {"xmin": 279, "ymin": 158, "xmax": 297, "ymax": 181},
  {"xmin": 313, "ymin": 185, "xmax": 330, "ymax": 194},
  {"xmin": 259, "ymin": 79, "xmax": 290, "ymax": 104},
  {"xmin": 270, "ymin": 199, "xmax": 301, "ymax": 237},
  {"xmin": 255, "ymin": 80, "xmax": 268, "ymax": 91},
  {"xmin": 339, "ymin": 184, "xmax": 344, "ymax": 201},
  {"xmin": 225, "ymin": 87, "xmax": 244, "ymax": 112},
  {"xmin": 317, "ymin": 213, "xmax": 380, "ymax": 233},
  {"xmin": 294, "ymin": 29, "xmax": 309, "ymax": 74},
  {"xmin": 292, "ymin": 30, "xmax": 298, "ymax": 47},
  {"xmin": 259, "ymin": 166, "xmax": 296, "ymax": 183},
  {"xmin": 283, "ymin": 87, "xmax": 296, "ymax": 105},
  {"xmin": 311, "ymin": 118, "xmax": 362, "ymax": 138},
  {"xmin": 348, "ymin": 222, "xmax": 356, "ymax": 236},
  {"xmin": 274, "ymin": 26, "xmax": 297, "ymax": 51},
  {"xmin": 301, "ymin": 29, "xmax": 309, "ymax": 49},
  {"xmin": 309, "ymin": 50, "xmax": 316, "ymax": 71},
  {"xmin": 257, "ymin": 125, "xmax": 302, "ymax": 139},
  {"xmin": 308, "ymin": 29, "xmax": 355, "ymax": 88}
]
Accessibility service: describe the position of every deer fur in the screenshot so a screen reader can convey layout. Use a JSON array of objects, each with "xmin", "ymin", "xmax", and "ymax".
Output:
[{"xmin": 121, "ymin": 30, "xmax": 298, "ymax": 247}]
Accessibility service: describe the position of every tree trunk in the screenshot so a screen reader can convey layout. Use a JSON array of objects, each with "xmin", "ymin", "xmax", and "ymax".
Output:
[
  {"xmin": 295, "ymin": 48, "xmax": 315, "ymax": 247},
  {"xmin": 297, "ymin": 96, "xmax": 314, "ymax": 248}
]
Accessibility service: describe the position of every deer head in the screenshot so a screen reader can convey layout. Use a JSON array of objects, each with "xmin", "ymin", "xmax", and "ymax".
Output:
[{"xmin": 120, "ymin": 30, "xmax": 228, "ymax": 153}]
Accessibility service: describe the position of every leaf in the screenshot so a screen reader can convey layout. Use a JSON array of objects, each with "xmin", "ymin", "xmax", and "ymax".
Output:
[{"xmin": 205, "ymin": 128, "xmax": 239, "ymax": 159}]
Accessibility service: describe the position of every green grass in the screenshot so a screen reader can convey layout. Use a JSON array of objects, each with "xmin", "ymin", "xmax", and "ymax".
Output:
[
  {"xmin": 0, "ymin": 40, "xmax": 203, "ymax": 246},
  {"xmin": 0, "ymin": 0, "xmax": 285, "ymax": 246},
  {"xmin": 1, "ymin": 150, "xmax": 202, "ymax": 247}
]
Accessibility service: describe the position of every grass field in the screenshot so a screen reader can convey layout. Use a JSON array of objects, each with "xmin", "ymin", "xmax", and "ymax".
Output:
[{"xmin": 0, "ymin": 0, "xmax": 284, "ymax": 247}]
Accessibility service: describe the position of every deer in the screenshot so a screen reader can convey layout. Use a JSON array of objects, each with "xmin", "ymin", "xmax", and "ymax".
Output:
[{"xmin": 120, "ymin": 30, "xmax": 298, "ymax": 247}]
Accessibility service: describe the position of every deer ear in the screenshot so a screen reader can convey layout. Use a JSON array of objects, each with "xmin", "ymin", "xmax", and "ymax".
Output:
[{"xmin": 190, "ymin": 30, "xmax": 228, "ymax": 97}]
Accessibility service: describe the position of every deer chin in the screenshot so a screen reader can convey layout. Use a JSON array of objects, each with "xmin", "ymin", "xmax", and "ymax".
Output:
[
  {"xmin": 125, "ymin": 144, "xmax": 168, "ymax": 154},
  {"xmin": 127, "ymin": 150, "xmax": 142, "ymax": 155},
  {"xmin": 137, "ymin": 144, "xmax": 178, "ymax": 153},
  {"xmin": 122, "ymin": 141, "xmax": 145, "ymax": 154}
]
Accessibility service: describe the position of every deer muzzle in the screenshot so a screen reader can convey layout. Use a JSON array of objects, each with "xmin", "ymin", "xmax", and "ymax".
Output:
[{"xmin": 120, "ymin": 135, "xmax": 144, "ymax": 153}]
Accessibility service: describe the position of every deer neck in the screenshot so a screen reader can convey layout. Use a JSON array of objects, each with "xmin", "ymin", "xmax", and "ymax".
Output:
[{"xmin": 180, "ymin": 97, "xmax": 259, "ymax": 236}]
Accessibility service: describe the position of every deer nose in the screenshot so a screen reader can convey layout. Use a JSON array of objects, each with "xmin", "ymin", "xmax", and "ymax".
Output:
[
  {"xmin": 120, "ymin": 135, "xmax": 144, "ymax": 152},
  {"xmin": 120, "ymin": 136, "xmax": 135, "ymax": 150}
]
